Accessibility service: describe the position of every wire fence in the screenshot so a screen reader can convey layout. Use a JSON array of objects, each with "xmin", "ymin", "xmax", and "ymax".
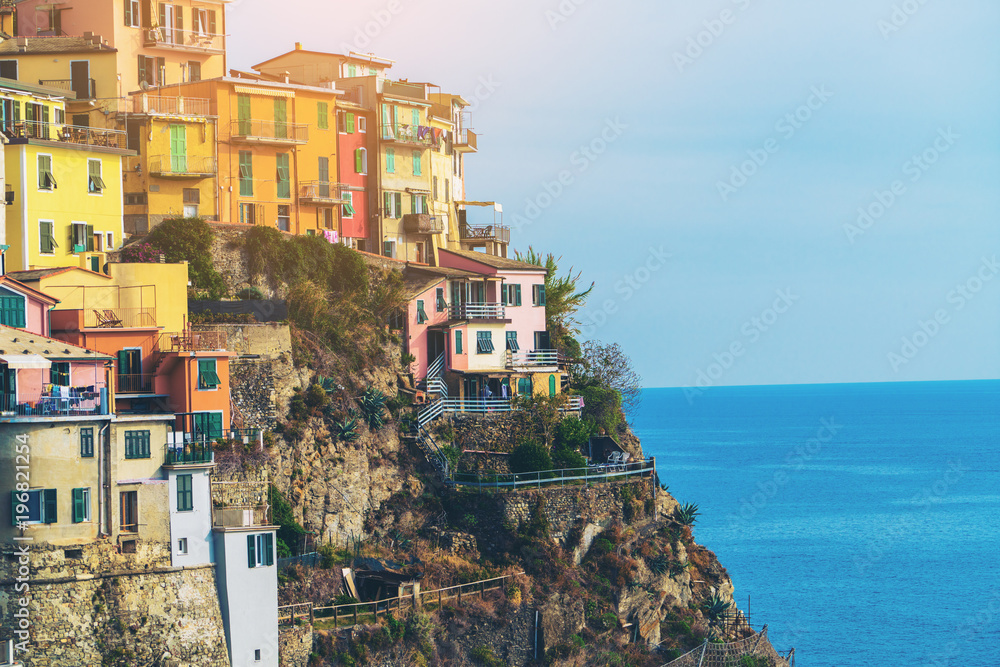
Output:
[{"xmin": 660, "ymin": 626, "xmax": 794, "ymax": 667}]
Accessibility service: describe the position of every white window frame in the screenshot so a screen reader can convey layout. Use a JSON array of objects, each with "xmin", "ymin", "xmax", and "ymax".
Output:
[
  {"xmin": 193, "ymin": 8, "xmax": 210, "ymax": 36},
  {"xmin": 37, "ymin": 153, "xmax": 55, "ymax": 191},
  {"xmin": 342, "ymin": 190, "xmax": 353, "ymax": 218},
  {"xmin": 71, "ymin": 222, "xmax": 88, "ymax": 254},
  {"xmin": 358, "ymin": 116, "xmax": 367, "ymax": 133},
  {"xmin": 38, "ymin": 219, "xmax": 56, "ymax": 255},
  {"xmin": 106, "ymin": 232, "xmax": 114, "ymax": 250},
  {"xmin": 77, "ymin": 488, "xmax": 92, "ymax": 522},
  {"xmin": 125, "ymin": 0, "xmax": 140, "ymax": 27},
  {"xmin": 177, "ymin": 537, "xmax": 188, "ymax": 554},
  {"xmin": 87, "ymin": 158, "xmax": 104, "ymax": 194}
]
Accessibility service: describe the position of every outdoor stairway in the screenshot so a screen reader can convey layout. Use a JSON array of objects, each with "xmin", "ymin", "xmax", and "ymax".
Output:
[{"xmin": 404, "ymin": 424, "xmax": 451, "ymax": 484}]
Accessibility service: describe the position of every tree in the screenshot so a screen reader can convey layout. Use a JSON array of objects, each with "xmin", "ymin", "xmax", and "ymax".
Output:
[
  {"xmin": 515, "ymin": 247, "xmax": 593, "ymax": 357},
  {"xmin": 574, "ymin": 340, "xmax": 642, "ymax": 420},
  {"xmin": 141, "ymin": 216, "xmax": 229, "ymax": 298},
  {"xmin": 510, "ymin": 439, "xmax": 553, "ymax": 474}
]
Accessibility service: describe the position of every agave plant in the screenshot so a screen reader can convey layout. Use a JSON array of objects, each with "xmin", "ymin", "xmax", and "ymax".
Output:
[
  {"xmin": 316, "ymin": 375, "xmax": 339, "ymax": 394},
  {"xmin": 648, "ymin": 555, "xmax": 671, "ymax": 576},
  {"xmin": 704, "ymin": 595, "xmax": 732, "ymax": 621},
  {"xmin": 359, "ymin": 387, "xmax": 387, "ymax": 429},
  {"xmin": 675, "ymin": 502, "xmax": 700, "ymax": 526},
  {"xmin": 334, "ymin": 417, "xmax": 360, "ymax": 442}
]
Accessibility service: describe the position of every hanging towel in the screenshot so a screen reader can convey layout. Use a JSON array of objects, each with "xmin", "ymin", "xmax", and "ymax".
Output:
[{"xmin": 418, "ymin": 125, "xmax": 431, "ymax": 139}]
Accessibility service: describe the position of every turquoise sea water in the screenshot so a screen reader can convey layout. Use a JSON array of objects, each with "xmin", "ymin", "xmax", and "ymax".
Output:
[{"xmin": 634, "ymin": 381, "xmax": 1000, "ymax": 667}]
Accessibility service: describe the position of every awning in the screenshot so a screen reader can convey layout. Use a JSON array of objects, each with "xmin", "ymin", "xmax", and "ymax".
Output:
[
  {"xmin": 232, "ymin": 85, "xmax": 294, "ymax": 98},
  {"xmin": 0, "ymin": 354, "xmax": 52, "ymax": 370}
]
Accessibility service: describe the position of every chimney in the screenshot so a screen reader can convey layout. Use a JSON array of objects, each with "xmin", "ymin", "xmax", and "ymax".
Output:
[
  {"xmin": 83, "ymin": 31, "xmax": 93, "ymax": 40},
  {"xmin": 284, "ymin": 71, "xmax": 290, "ymax": 84},
  {"xmin": 16, "ymin": 36, "xmax": 27, "ymax": 52},
  {"xmin": 295, "ymin": 42, "xmax": 302, "ymax": 50}
]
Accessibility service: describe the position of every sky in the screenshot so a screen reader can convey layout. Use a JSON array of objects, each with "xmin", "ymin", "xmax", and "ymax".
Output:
[{"xmin": 228, "ymin": 0, "xmax": 1000, "ymax": 389}]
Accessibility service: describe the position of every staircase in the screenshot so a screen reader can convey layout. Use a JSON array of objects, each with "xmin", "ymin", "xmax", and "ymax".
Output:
[
  {"xmin": 404, "ymin": 423, "xmax": 451, "ymax": 484},
  {"xmin": 423, "ymin": 353, "xmax": 448, "ymax": 399}
]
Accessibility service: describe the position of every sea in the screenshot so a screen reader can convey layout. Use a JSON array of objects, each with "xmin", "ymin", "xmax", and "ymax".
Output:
[{"xmin": 633, "ymin": 380, "xmax": 1000, "ymax": 667}]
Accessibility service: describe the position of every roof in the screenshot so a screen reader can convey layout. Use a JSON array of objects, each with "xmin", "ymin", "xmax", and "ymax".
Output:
[
  {"xmin": 6, "ymin": 267, "xmax": 77, "ymax": 282},
  {"xmin": 0, "ymin": 325, "xmax": 113, "ymax": 362},
  {"xmin": 440, "ymin": 248, "xmax": 546, "ymax": 272},
  {"xmin": 0, "ymin": 36, "xmax": 117, "ymax": 55},
  {"xmin": 253, "ymin": 48, "xmax": 394, "ymax": 70},
  {"xmin": 0, "ymin": 275, "xmax": 59, "ymax": 306},
  {"xmin": 402, "ymin": 265, "xmax": 488, "ymax": 298},
  {"xmin": 0, "ymin": 76, "xmax": 74, "ymax": 99}
]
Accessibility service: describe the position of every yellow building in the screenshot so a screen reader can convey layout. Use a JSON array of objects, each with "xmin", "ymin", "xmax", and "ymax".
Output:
[
  {"xmin": 1, "ymin": 78, "xmax": 131, "ymax": 272},
  {"xmin": 121, "ymin": 91, "xmax": 218, "ymax": 234}
]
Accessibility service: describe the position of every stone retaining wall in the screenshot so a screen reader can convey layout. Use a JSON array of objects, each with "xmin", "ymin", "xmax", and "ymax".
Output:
[{"xmin": 279, "ymin": 623, "xmax": 313, "ymax": 667}]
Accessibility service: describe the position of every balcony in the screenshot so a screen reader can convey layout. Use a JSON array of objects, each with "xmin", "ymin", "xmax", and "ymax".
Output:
[
  {"xmin": 299, "ymin": 181, "xmax": 347, "ymax": 206},
  {"xmin": 84, "ymin": 306, "xmax": 157, "ymax": 328},
  {"xmin": 38, "ymin": 78, "xmax": 96, "ymax": 100},
  {"xmin": 380, "ymin": 122, "xmax": 435, "ymax": 146},
  {"xmin": 164, "ymin": 443, "xmax": 214, "ymax": 465},
  {"xmin": 132, "ymin": 94, "xmax": 211, "ymax": 116},
  {"xmin": 382, "ymin": 80, "xmax": 426, "ymax": 102},
  {"xmin": 230, "ymin": 119, "xmax": 308, "ymax": 145},
  {"xmin": 156, "ymin": 330, "xmax": 228, "ymax": 352},
  {"xmin": 460, "ymin": 223, "xmax": 509, "ymax": 244},
  {"xmin": 115, "ymin": 373, "xmax": 155, "ymax": 395},
  {"xmin": 143, "ymin": 27, "xmax": 225, "ymax": 54},
  {"xmin": 450, "ymin": 302, "xmax": 505, "ymax": 320},
  {"xmin": 1, "ymin": 389, "xmax": 109, "ymax": 420},
  {"xmin": 5, "ymin": 121, "xmax": 127, "ymax": 150},
  {"xmin": 507, "ymin": 349, "xmax": 559, "ymax": 369},
  {"xmin": 148, "ymin": 155, "xmax": 217, "ymax": 178},
  {"xmin": 454, "ymin": 129, "xmax": 477, "ymax": 152},
  {"xmin": 212, "ymin": 480, "xmax": 271, "ymax": 528},
  {"xmin": 403, "ymin": 213, "xmax": 444, "ymax": 234}
]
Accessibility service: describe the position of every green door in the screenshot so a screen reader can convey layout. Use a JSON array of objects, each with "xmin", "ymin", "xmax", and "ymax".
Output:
[
  {"xmin": 237, "ymin": 94, "xmax": 250, "ymax": 135},
  {"xmin": 169, "ymin": 124, "xmax": 187, "ymax": 172},
  {"xmin": 548, "ymin": 374, "xmax": 556, "ymax": 397},
  {"xmin": 318, "ymin": 157, "xmax": 330, "ymax": 198}
]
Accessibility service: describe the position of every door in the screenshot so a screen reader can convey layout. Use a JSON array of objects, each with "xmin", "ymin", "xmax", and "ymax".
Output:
[
  {"xmin": 70, "ymin": 61, "xmax": 91, "ymax": 99},
  {"xmin": 318, "ymin": 157, "xmax": 330, "ymax": 197},
  {"xmin": 1, "ymin": 367, "xmax": 15, "ymax": 412},
  {"xmin": 237, "ymin": 95, "xmax": 250, "ymax": 135},
  {"xmin": 121, "ymin": 491, "xmax": 138, "ymax": 532},
  {"xmin": 428, "ymin": 331, "xmax": 445, "ymax": 366},
  {"xmin": 161, "ymin": 4, "xmax": 176, "ymax": 43},
  {"xmin": 548, "ymin": 374, "xmax": 556, "ymax": 397},
  {"xmin": 117, "ymin": 349, "xmax": 142, "ymax": 392},
  {"xmin": 534, "ymin": 331, "xmax": 550, "ymax": 351},
  {"xmin": 274, "ymin": 98, "xmax": 287, "ymax": 139},
  {"xmin": 169, "ymin": 124, "xmax": 187, "ymax": 172}
]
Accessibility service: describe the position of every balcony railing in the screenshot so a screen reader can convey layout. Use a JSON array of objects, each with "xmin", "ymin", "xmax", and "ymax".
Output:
[
  {"xmin": 460, "ymin": 223, "xmax": 509, "ymax": 244},
  {"xmin": 454, "ymin": 129, "xmax": 477, "ymax": 151},
  {"xmin": 132, "ymin": 94, "xmax": 211, "ymax": 116},
  {"xmin": 507, "ymin": 349, "xmax": 559, "ymax": 368},
  {"xmin": 380, "ymin": 123, "xmax": 435, "ymax": 145},
  {"xmin": 449, "ymin": 302, "xmax": 505, "ymax": 319},
  {"xmin": 1, "ymin": 389, "xmax": 109, "ymax": 419},
  {"xmin": 403, "ymin": 213, "xmax": 444, "ymax": 234},
  {"xmin": 212, "ymin": 480, "xmax": 271, "ymax": 527},
  {"xmin": 115, "ymin": 373, "xmax": 154, "ymax": 394},
  {"xmin": 85, "ymin": 307, "xmax": 157, "ymax": 328},
  {"xmin": 164, "ymin": 443, "xmax": 214, "ymax": 465},
  {"xmin": 156, "ymin": 330, "xmax": 227, "ymax": 352},
  {"xmin": 38, "ymin": 78, "xmax": 96, "ymax": 100},
  {"xmin": 4, "ymin": 120, "xmax": 127, "ymax": 149},
  {"xmin": 299, "ymin": 181, "xmax": 347, "ymax": 204},
  {"xmin": 230, "ymin": 119, "xmax": 308, "ymax": 144},
  {"xmin": 144, "ymin": 27, "xmax": 225, "ymax": 53},
  {"xmin": 148, "ymin": 155, "xmax": 217, "ymax": 177}
]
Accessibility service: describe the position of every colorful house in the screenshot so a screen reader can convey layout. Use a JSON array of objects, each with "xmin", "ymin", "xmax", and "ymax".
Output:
[{"xmin": 2, "ymin": 78, "xmax": 130, "ymax": 273}]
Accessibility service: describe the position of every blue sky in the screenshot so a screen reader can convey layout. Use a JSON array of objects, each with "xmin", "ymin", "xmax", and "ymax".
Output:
[{"xmin": 229, "ymin": 0, "xmax": 1000, "ymax": 389}]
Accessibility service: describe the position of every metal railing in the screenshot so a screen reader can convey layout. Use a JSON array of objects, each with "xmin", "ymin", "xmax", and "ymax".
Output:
[
  {"xmin": 164, "ymin": 443, "xmax": 214, "ymax": 465},
  {"xmin": 156, "ymin": 330, "xmax": 227, "ymax": 352},
  {"xmin": 38, "ymin": 78, "xmax": 96, "ymax": 99},
  {"xmin": 148, "ymin": 155, "xmax": 217, "ymax": 176},
  {"xmin": 211, "ymin": 479, "xmax": 270, "ymax": 527},
  {"xmin": 144, "ymin": 27, "xmax": 224, "ymax": 52},
  {"xmin": 460, "ymin": 223, "xmax": 509, "ymax": 243},
  {"xmin": 380, "ymin": 122, "xmax": 435, "ymax": 145},
  {"xmin": 299, "ymin": 181, "xmax": 347, "ymax": 202},
  {"xmin": 230, "ymin": 119, "xmax": 308, "ymax": 143},
  {"xmin": 449, "ymin": 302, "xmax": 505, "ymax": 319},
  {"xmin": 132, "ymin": 95, "xmax": 211, "ymax": 116},
  {"xmin": 115, "ymin": 373, "xmax": 154, "ymax": 394},
  {"xmin": 5, "ymin": 121, "xmax": 127, "ymax": 149},
  {"xmin": 85, "ymin": 307, "xmax": 157, "ymax": 328},
  {"xmin": 170, "ymin": 428, "xmax": 262, "ymax": 448},
  {"xmin": 507, "ymin": 349, "xmax": 559, "ymax": 368},
  {"xmin": 454, "ymin": 129, "xmax": 478, "ymax": 150},
  {"xmin": 451, "ymin": 458, "xmax": 655, "ymax": 490},
  {"xmin": 1, "ymin": 390, "xmax": 108, "ymax": 418}
]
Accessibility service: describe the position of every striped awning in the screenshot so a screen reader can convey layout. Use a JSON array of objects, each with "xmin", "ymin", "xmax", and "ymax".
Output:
[
  {"xmin": 233, "ymin": 85, "xmax": 294, "ymax": 98},
  {"xmin": 0, "ymin": 354, "xmax": 52, "ymax": 370}
]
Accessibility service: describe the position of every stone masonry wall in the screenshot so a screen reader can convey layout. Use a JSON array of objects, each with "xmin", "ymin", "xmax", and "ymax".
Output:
[
  {"xmin": 229, "ymin": 359, "xmax": 278, "ymax": 431},
  {"xmin": 458, "ymin": 451, "xmax": 512, "ymax": 475},
  {"xmin": 278, "ymin": 623, "xmax": 313, "ymax": 667}
]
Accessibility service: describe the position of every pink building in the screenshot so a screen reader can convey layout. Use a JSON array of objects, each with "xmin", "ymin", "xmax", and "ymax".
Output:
[{"xmin": 0, "ymin": 275, "xmax": 58, "ymax": 336}]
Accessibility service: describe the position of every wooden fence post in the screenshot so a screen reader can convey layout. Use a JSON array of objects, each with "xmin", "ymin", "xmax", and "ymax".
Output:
[{"xmin": 413, "ymin": 582, "xmax": 422, "ymax": 610}]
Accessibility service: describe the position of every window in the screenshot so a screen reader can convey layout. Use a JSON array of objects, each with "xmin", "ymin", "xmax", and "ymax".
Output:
[
  {"xmin": 177, "ymin": 538, "xmax": 188, "ymax": 554},
  {"xmin": 354, "ymin": 148, "xmax": 367, "ymax": 174},
  {"xmin": 412, "ymin": 151, "xmax": 422, "ymax": 176},
  {"xmin": 125, "ymin": 430, "xmax": 151, "ymax": 459},
  {"xmin": 276, "ymin": 153, "xmax": 290, "ymax": 199},
  {"xmin": 0, "ymin": 292, "xmax": 26, "ymax": 328},
  {"xmin": 237, "ymin": 94, "xmax": 251, "ymax": 135},
  {"xmin": 192, "ymin": 8, "xmax": 216, "ymax": 35},
  {"xmin": 506, "ymin": 331, "xmax": 519, "ymax": 352},
  {"xmin": 106, "ymin": 232, "xmax": 114, "ymax": 251},
  {"xmin": 433, "ymin": 176, "xmax": 438, "ymax": 199},
  {"xmin": 358, "ymin": 116, "xmax": 367, "ymax": 132},
  {"xmin": 121, "ymin": 491, "xmax": 138, "ymax": 532},
  {"xmin": 411, "ymin": 194, "xmax": 428, "ymax": 215},
  {"xmin": 386, "ymin": 148, "xmax": 395, "ymax": 173},
  {"xmin": 176, "ymin": 474, "xmax": 193, "ymax": 512},
  {"xmin": 169, "ymin": 125, "xmax": 187, "ymax": 172},
  {"xmin": 277, "ymin": 205, "xmax": 290, "ymax": 232},
  {"xmin": 238, "ymin": 151, "xmax": 253, "ymax": 196},
  {"xmin": 124, "ymin": 0, "xmax": 140, "ymax": 26},
  {"xmin": 317, "ymin": 102, "xmax": 328, "ymax": 129},
  {"xmin": 137, "ymin": 55, "xmax": 165, "ymax": 87},
  {"xmin": 0, "ymin": 60, "xmax": 17, "ymax": 79},
  {"xmin": 183, "ymin": 188, "xmax": 200, "ymax": 204},
  {"xmin": 37, "ymin": 154, "xmax": 56, "ymax": 190},
  {"xmin": 247, "ymin": 532, "xmax": 274, "ymax": 568},
  {"xmin": 124, "ymin": 193, "xmax": 147, "ymax": 206},
  {"xmin": 239, "ymin": 202, "xmax": 260, "ymax": 225},
  {"xmin": 436, "ymin": 287, "xmax": 446, "ymax": 312},
  {"xmin": 411, "ymin": 109, "xmax": 420, "ymax": 127},
  {"xmin": 342, "ymin": 191, "xmax": 354, "ymax": 218},
  {"xmin": 533, "ymin": 285, "xmax": 546, "ymax": 306},
  {"xmin": 198, "ymin": 359, "xmax": 220, "ymax": 389},
  {"xmin": 10, "ymin": 489, "xmax": 57, "ymax": 525},
  {"xmin": 86, "ymin": 159, "xmax": 105, "ymax": 193},
  {"xmin": 321, "ymin": 208, "xmax": 334, "ymax": 229},
  {"xmin": 518, "ymin": 377, "xmax": 532, "ymax": 395},
  {"xmin": 193, "ymin": 411, "xmax": 223, "ymax": 439},
  {"xmin": 71, "ymin": 222, "xmax": 94, "ymax": 253},
  {"xmin": 39, "ymin": 220, "xmax": 56, "ymax": 254},
  {"xmin": 416, "ymin": 300, "xmax": 427, "ymax": 324},
  {"xmin": 255, "ymin": 649, "xmax": 262, "ymax": 661},
  {"xmin": 382, "ymin": 240, "xmax": 395, "ymax": 258},
  {"xmin": 273, "ymin": 98, "xmax": 287, "ymax": 138},
  {"xmin": 455, "ymin": 330, "xmax": 463, "ymax": 355},
  {"xmin": 347, "ymin": 64, "xmax": 356, "ymax": 77},
  {"xmin": 50, "ymin": 362, "xmax": 70, "ymax": 387},
  {"xmin": 188, "ymin": 60, "xmax": 201, "ymax": 82},
  {"xmin": 476, "ymin": 331, "xmax": 494, "ymax": 354},
  {"xmin": 72, "ymin": 488, "xmax": 91, "ymax": 523},
  {"xmin": 503, "ymin": 284, "xmax": 522, "ymax": 306},
  {"xmin": 81, "ymin": 427, "xmax": 94, "ymax": 458},
  {"xmin": 383, "ymin": 192, "xmax": 402, "ymax": 218},
  {"xmin": 306, "ymin": 229, "xmax": 315, "ymax": 236}
]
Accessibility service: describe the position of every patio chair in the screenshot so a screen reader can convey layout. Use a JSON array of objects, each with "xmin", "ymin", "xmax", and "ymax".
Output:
[{"xmin": 94, "ymin": 309, "xmax": 123, "ymax": 327}]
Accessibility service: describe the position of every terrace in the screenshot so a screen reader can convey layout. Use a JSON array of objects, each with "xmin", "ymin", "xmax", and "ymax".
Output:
[
  {"xmin": 144, "ymin": 27, "xmax": 225, "ymax": 54},
  {"xmin": 449, "ymin": 302, "xmax": 505, "ymax": 320},
  {"xmin": 131, "ymin": 95, "xmax": 212, "ymax": 117},
  {"xmin": 453, "ymin": 128, "xmax": 477, "ymax": 152},
  {"xmin": 4, "ymin": 120, "xmax": 128, "ymax": 150},
  {"xmin": 37, "ymin": 78, "xmax": 96, "ymax": 100},
  {"xmin": 299, "ymin": 181, "xmax": 348, "ymax": 206},
  {"xmin": 46, "ymin": 284, "xmax": 158, "ymax": 330},
  {"xmin": 148, "ymin": 155, "xmax": 217, "ymax": 178},
  {"xmin": 230, "ymin": 119, "xmax": 308, "ymax": 145},
  {"xmin": 211, "ymin": 480, "xmax": 271, "ymax": 528},
  {"xmin": 380, "ymin": 122, "xmax": 435, "ymax": 146}
]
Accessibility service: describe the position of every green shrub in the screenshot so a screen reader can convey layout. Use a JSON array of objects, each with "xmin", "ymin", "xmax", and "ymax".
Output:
[
  {"xmin": 143, "ymin": 217, "xmax": 228, "ymax": 298},
  {"xmin": 269, "ymin": 485, "xmax": 306, "ymax": 555},
  {"xmin": 470, "ymin": 646, "xmax": 503, "ymax": 667},
  {"xmin": 237, "ymin": 286, "xmax": 264, "ymax": 300},
  {"xmin": 510, "ymin": 439, "xmax": 552, "ymax": 474},
  {"xmin": 599, "ymin": 612, "xmax": 618, "ymax": 630}
]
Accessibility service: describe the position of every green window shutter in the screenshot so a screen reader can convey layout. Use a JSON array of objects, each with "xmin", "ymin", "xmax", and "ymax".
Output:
[
  {"xmin": 411, "ymin": 109, "xmax": 419, "ymax": 127},
  {"xmin": 209, "ymin": 412, "xmax": 223, "ymax": 438},
  {"xmin": 412, "ymin": 151, "xmax": 421, "ymax": 176},
  {"xmin": 354, "ymin": 149, "xmax": 363, "ymax": 174},
  {"xmin": 86, "ymin": 224, "xmax": 95, "ymax": 251},
  {"xmin": 239, "ymin": 152, "xmax": 253, "ymax": 196},
  {"xmin": 410, "ymin": 193, "xmax": 416, "ymax": 215},
  {"xmin": 81, "ymin": 427, "xmax": 94, "ymax": 457},
  {"xmin": 170, "ymin": 124, "xmax": 187, "ymax": 172},
  {"xmin": 515, "ymin": 285, "xmax": 522, "ymax": 307},
  {"xmin": 142, "ymin": 431, "xmax": 150, "ymax": 457},
  {"xmin": 43, "ymin": 489, "xmax": 57, "ymax": 524},
  {"xmin": 386, "ymin": 148, "xmax": 394, "ymax": 173},
  {"xmin": 274, "ymin": 98, "xmax": 287, "ymax": 138},
  {"xmin": 237, "ymin": 94, "xmax": 251, "ymax": 134},
  {"xmin": 39, "ymin": 221, "xmax": 53, "ymax": 253},
  {"xmin": 317, "ymin": 102, "xmax": 327, "ymax": 129},
  {"xmin": 394, "ymin": 193, "xmax": 402, "ymax": 218},
  {"xmin": 124, "ymin": 0, "xmax": 132, "ymax": 25},
  {"xmin": 177, "ymin": 474, "xmax": 193, "ymax": 511},
  {"xmin": 506, "ymin": 331, "xmax": 518, "ymax": 352},
  {"xmin": 276, "ymin": 153, "xmax": 290, "ymax": 199},
  {"xmin": 264, "ymin": 533, "xmax": 274, "ymax": 566},
  {"xmin": 318, "ymin": 156, "xmax": 329, "ymax": 183},
  {"xmin": 346, "ymin": 113, "xmax": 354, "ymax": 133},
  {"xmin": 72, "ymin": 488, "xmax": 84, "ymax": 523},
  {"xmin": 348, "ymin": 64, "xmax": 356, "ymax": 77},
  {"xmin": 247, "ymin": 534, "xmax": 256, "ymax": 567},
  {"xmin": 455, "ymin": 330, "xmax": 463, "ymax": 355},
  {"xmin": 343, "ymin": 200, "xmax": 355, "ymax": 217},
  {"xmin": 416, "ymin": 300, "xmax": 427, "ymax": 323},
  {"xmin": 549, "ymin": 375, "xmax": 557, "ymax": 396},
  {"xmin": 383, "ymin": 192, "xmax": 390, "ymax": 216}
]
